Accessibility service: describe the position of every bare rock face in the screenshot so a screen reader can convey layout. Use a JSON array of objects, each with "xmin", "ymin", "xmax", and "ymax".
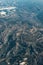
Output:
[{"xmin": 0, "ymin": 0, "xmax": 43, "ymax": 65}]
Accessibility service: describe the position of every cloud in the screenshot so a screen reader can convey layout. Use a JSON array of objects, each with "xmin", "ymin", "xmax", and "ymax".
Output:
[
  {"xmin": 0, "ymin": 6, "xmax": 16, "ymax": 16},
  {"xmin": 0, "ymin": 6, "xmax": 16, "ymax": 10},
  {"xmin": 0, "ymin": 11, "xmax": 6, "ymax": 16}
]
